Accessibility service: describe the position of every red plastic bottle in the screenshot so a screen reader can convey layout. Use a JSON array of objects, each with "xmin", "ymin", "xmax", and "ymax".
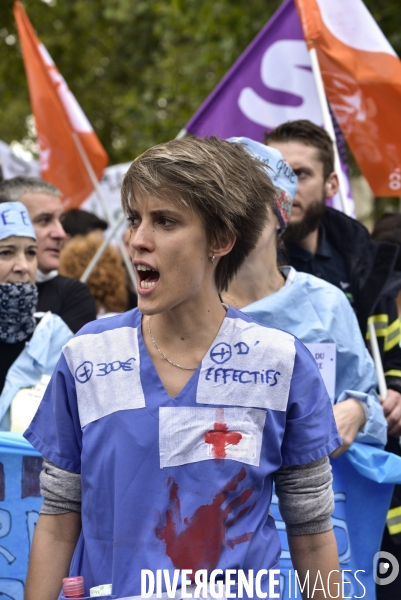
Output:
[{"xmin": 62, "ymin": 576, "xmax": 84, "ymax": 598}]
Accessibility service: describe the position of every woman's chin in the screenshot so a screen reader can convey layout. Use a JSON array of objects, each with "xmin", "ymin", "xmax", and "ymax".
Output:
[{"xmin": 137, "ymin": 295, "xmax": 162, "ymax": 316}]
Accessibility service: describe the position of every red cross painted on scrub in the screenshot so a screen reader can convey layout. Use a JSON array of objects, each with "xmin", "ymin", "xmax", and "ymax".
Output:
[{"xmin": 204, "ymin": 409, "xmax": 242, "ymax": 458}]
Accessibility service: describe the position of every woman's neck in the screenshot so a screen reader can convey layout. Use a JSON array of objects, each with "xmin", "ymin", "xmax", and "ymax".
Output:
[
  {"xmin": 223, "ymin": 245, "xmax": 283, "ymax": 309},
  {"xmin": 143, "ymin": 290, "xmax": 226, "ymax": 358},
  {"xmin": 141, "ymin": 289, "xmax": 227, "ymax": 398}
]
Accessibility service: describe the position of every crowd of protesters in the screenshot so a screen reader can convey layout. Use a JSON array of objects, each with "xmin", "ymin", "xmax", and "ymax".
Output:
[{"xmin": 0, "ymin": 120, "xmax": 400, "ymax": 599}]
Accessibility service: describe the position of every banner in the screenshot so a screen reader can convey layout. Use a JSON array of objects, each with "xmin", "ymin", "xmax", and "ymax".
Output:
[
  {"xmin": 14, "ymin": 1, "xmax": 108, "ymax": 209},
  {"xmin": 294, "ymin": 0, "xmax": 401, "ymax": 197},
  {"xmin": 271, "ymin": 443, "xmax": 401, "ymax": 599},
  {"xmin": 0, "ymin": 141, "xmax": 128, "ymax": 228},
  {"xmin": 0, "ymin": 142, "xmax": 39, "ymax": 180},
  {"xmin": 184, "ymin": 0, "xmax": 353, "ymax": 213},
  {"xmin": 1, "ymin": 434, "xmax": 400, "ymax": 598},
  {"xmin": 82, "ymin": 161, "xmax": 131, "ymax": 224},
  {"xmin": 0, "ymin": 434, "xmax": 41, "ymax": 598}
]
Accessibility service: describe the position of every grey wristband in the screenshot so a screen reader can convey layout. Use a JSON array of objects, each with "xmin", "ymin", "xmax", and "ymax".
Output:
[
  {"xmin": 40, "ymin": 458, "xmax": 82, "ymax": 515},
  {"xmin": 274, "ymin": 456, "xmax": 334, "ymax": 535}
]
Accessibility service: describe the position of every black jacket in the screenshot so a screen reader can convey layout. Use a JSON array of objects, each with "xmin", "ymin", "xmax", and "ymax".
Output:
[
  {"xmin": 37, "ymin": 275, "xmax": 96, "ymax": 334},
  {"xmin": 287, "ymin": 207, "xmax": 401, "ymax": 542},
  {"xmin": 321, "ymin": 207, "xmax": 401, "ymax": 394},
  {"xmin": 319, "ymin": 208, "xmax": 401, "ymax": 549}
]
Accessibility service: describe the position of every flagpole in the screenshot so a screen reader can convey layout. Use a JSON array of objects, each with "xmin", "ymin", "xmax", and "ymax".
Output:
[
  {"xmin": 175, "ymin": 128, "xmax": 187, "ymax": 140},
  {"xmin": 368, "ymin": 320, "xmax": 388, "ymax": 399},
  {"xmin": 308, "ymin": 46, "xmax": 351, "ymax": 217},
  {"xmin": 72, "ymin": 133, "xmax": 137, "ymax": 291},
  {"xmin": 308, "ymin": 45, "xmax": 388, "ymax": 397},
  {"xmin": 80, "ymin": 212, "xmax": 126, "ymax": 284}
]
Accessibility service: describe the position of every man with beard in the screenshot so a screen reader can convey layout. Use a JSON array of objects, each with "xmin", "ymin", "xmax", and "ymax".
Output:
[
  {"xmin": 267, "ymin": 121, "xmax": 348, "ymax": 297},
  {"xmin": 267, "ymin": 119, "xmax": 401, "ymax": 599}
]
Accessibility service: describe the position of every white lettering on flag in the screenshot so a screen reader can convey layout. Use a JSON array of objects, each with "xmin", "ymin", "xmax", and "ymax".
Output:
[{"xmin": 238, "ymin": 40, "xmax": 321, "ymax": 129}]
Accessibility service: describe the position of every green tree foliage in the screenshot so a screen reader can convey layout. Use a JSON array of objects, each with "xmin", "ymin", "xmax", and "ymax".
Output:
[
  {"xmin": 1, "ymin": 0, "xmax": 400, "ymax": 167},
  {"xmin": 0, "ymin": 0, "xmax": 282, "ymax": 164}
]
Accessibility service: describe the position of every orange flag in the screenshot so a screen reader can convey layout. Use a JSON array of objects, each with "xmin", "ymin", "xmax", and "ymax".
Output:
[
  {"xmin": 14, "ymin": 1, "xmax": 108, "ymax": 208},
  {"xmin": 294, "ymin": 0, "xmax": 401, "ymax": 196}
]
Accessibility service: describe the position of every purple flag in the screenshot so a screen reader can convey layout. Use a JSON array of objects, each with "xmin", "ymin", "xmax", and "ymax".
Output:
[
  {"xmin": 185, "ymin": 0, "xmax": 321, "ymax": 140},
  {"xmin": 184, "ymin": 0, "xmax": 354, "ymax": 214}
]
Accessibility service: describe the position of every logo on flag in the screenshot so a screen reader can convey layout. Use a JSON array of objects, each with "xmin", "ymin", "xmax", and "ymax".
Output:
[
  {"xmin": 294, "ymin": 0, "xmax": 401, "ymax": 196},
  {"xmin": 184, "ymin": 0, "xmax": 354, "ymax": 213},
  {"xmin": 185, "ymin": 0, "xmax": 321, "ymax": 141}
]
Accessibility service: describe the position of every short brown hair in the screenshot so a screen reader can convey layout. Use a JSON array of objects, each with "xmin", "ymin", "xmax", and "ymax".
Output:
[
  {"xmin": 265, "ymin": 120, "xmax": 334, "ymax": 181},
  {"xmin": 121, "ymin": 136, "xmax": 277, "ymax": 291}
]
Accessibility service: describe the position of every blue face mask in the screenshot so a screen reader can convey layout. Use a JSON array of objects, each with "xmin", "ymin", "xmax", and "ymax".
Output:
[{"xmin": 0, "ymin": 282, "xmax": 38, "ymax": 343}]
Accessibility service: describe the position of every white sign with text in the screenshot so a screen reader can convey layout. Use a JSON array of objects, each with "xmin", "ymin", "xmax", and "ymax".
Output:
[{"xmin": 304, "ymin": 343, "xmax": 336, "ymax": 402}]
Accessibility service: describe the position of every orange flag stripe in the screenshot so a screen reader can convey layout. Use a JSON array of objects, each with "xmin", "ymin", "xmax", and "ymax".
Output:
[
  {"xmin": 14, "ymin": 1, "xmax": 108, "ymax": 208},
  {"xmin": 295, "ymin": 0, "xmax": 401, "ymax": 196}
]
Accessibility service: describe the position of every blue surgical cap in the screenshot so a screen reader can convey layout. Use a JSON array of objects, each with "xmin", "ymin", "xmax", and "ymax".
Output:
[
  {"xmin": 227, "ymin": 137, "xmax": 298, "ymax": 233},
  {"xmin": 0, "ymin": 202, "xmax": 36, "ymax": 242}
]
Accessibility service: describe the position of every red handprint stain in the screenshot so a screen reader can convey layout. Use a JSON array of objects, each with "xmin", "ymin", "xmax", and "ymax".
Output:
[{"xmin": 156, "ymin": 468, "xmax": 255, "ymax": 574}]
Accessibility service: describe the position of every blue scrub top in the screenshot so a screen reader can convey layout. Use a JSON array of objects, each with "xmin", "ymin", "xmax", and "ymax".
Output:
[
  {"xmin": 244, "ymin": 267, "xmax": 386, "ymax": 448},
  {"xmin": 25, "ymin": 307, "xmax": 341, "ymax": 599}
]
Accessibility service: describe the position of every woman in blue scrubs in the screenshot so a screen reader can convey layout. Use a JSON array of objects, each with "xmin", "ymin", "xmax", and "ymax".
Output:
[{"xmin": 25, "ymin": 136, "xmax": 342, "ymax": 600}]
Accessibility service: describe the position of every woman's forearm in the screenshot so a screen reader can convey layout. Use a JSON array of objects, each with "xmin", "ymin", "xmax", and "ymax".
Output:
[
  {"xmin": 25, "ymin": 512, "xmax": 81, "ymax": 600},
  {"xmin": 288, "ymin": 530, "xmax": 343, "ymax": 600}
]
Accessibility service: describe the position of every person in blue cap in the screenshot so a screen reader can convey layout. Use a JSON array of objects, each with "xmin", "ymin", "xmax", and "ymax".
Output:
[
  {"xmin": 0, "ymin": 201, "xmax": 73, "ymax": 430},
  {"xmin": 222, "ymin": 138, "xmax": 391, "ymax": 597},
  {"xmin": 224, "ymin": 137, "xmax": 386, "ymax": 451},
  {"xmin": 24, "ymin": 136, "xmax": 342, "ymax": 600}
]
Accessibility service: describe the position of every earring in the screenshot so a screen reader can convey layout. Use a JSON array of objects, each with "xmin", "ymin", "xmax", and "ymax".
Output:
[{"xmin": 211, "ymin": 255, "xmax": 216, "ymax": 264}]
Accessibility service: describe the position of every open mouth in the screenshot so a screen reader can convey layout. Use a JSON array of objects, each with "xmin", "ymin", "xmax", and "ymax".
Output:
[{"xmin": 136, "ymin": 264, "xmax": 160, "ymax": 290}]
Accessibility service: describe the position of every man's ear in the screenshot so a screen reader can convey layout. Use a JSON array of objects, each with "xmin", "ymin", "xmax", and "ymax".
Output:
[{"xmin": 325, "ymin": 172, "xmax": 339, "ymax": 198}]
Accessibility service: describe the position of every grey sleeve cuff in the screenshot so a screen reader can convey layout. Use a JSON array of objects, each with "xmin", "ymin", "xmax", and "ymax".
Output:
[
  {"xmin": 40, "ymin": 458, "xmax": 82, "ymax": 515},
  {"xmin": 274, "ymin": 456, "xmax": 334, "ymax": 536}
]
